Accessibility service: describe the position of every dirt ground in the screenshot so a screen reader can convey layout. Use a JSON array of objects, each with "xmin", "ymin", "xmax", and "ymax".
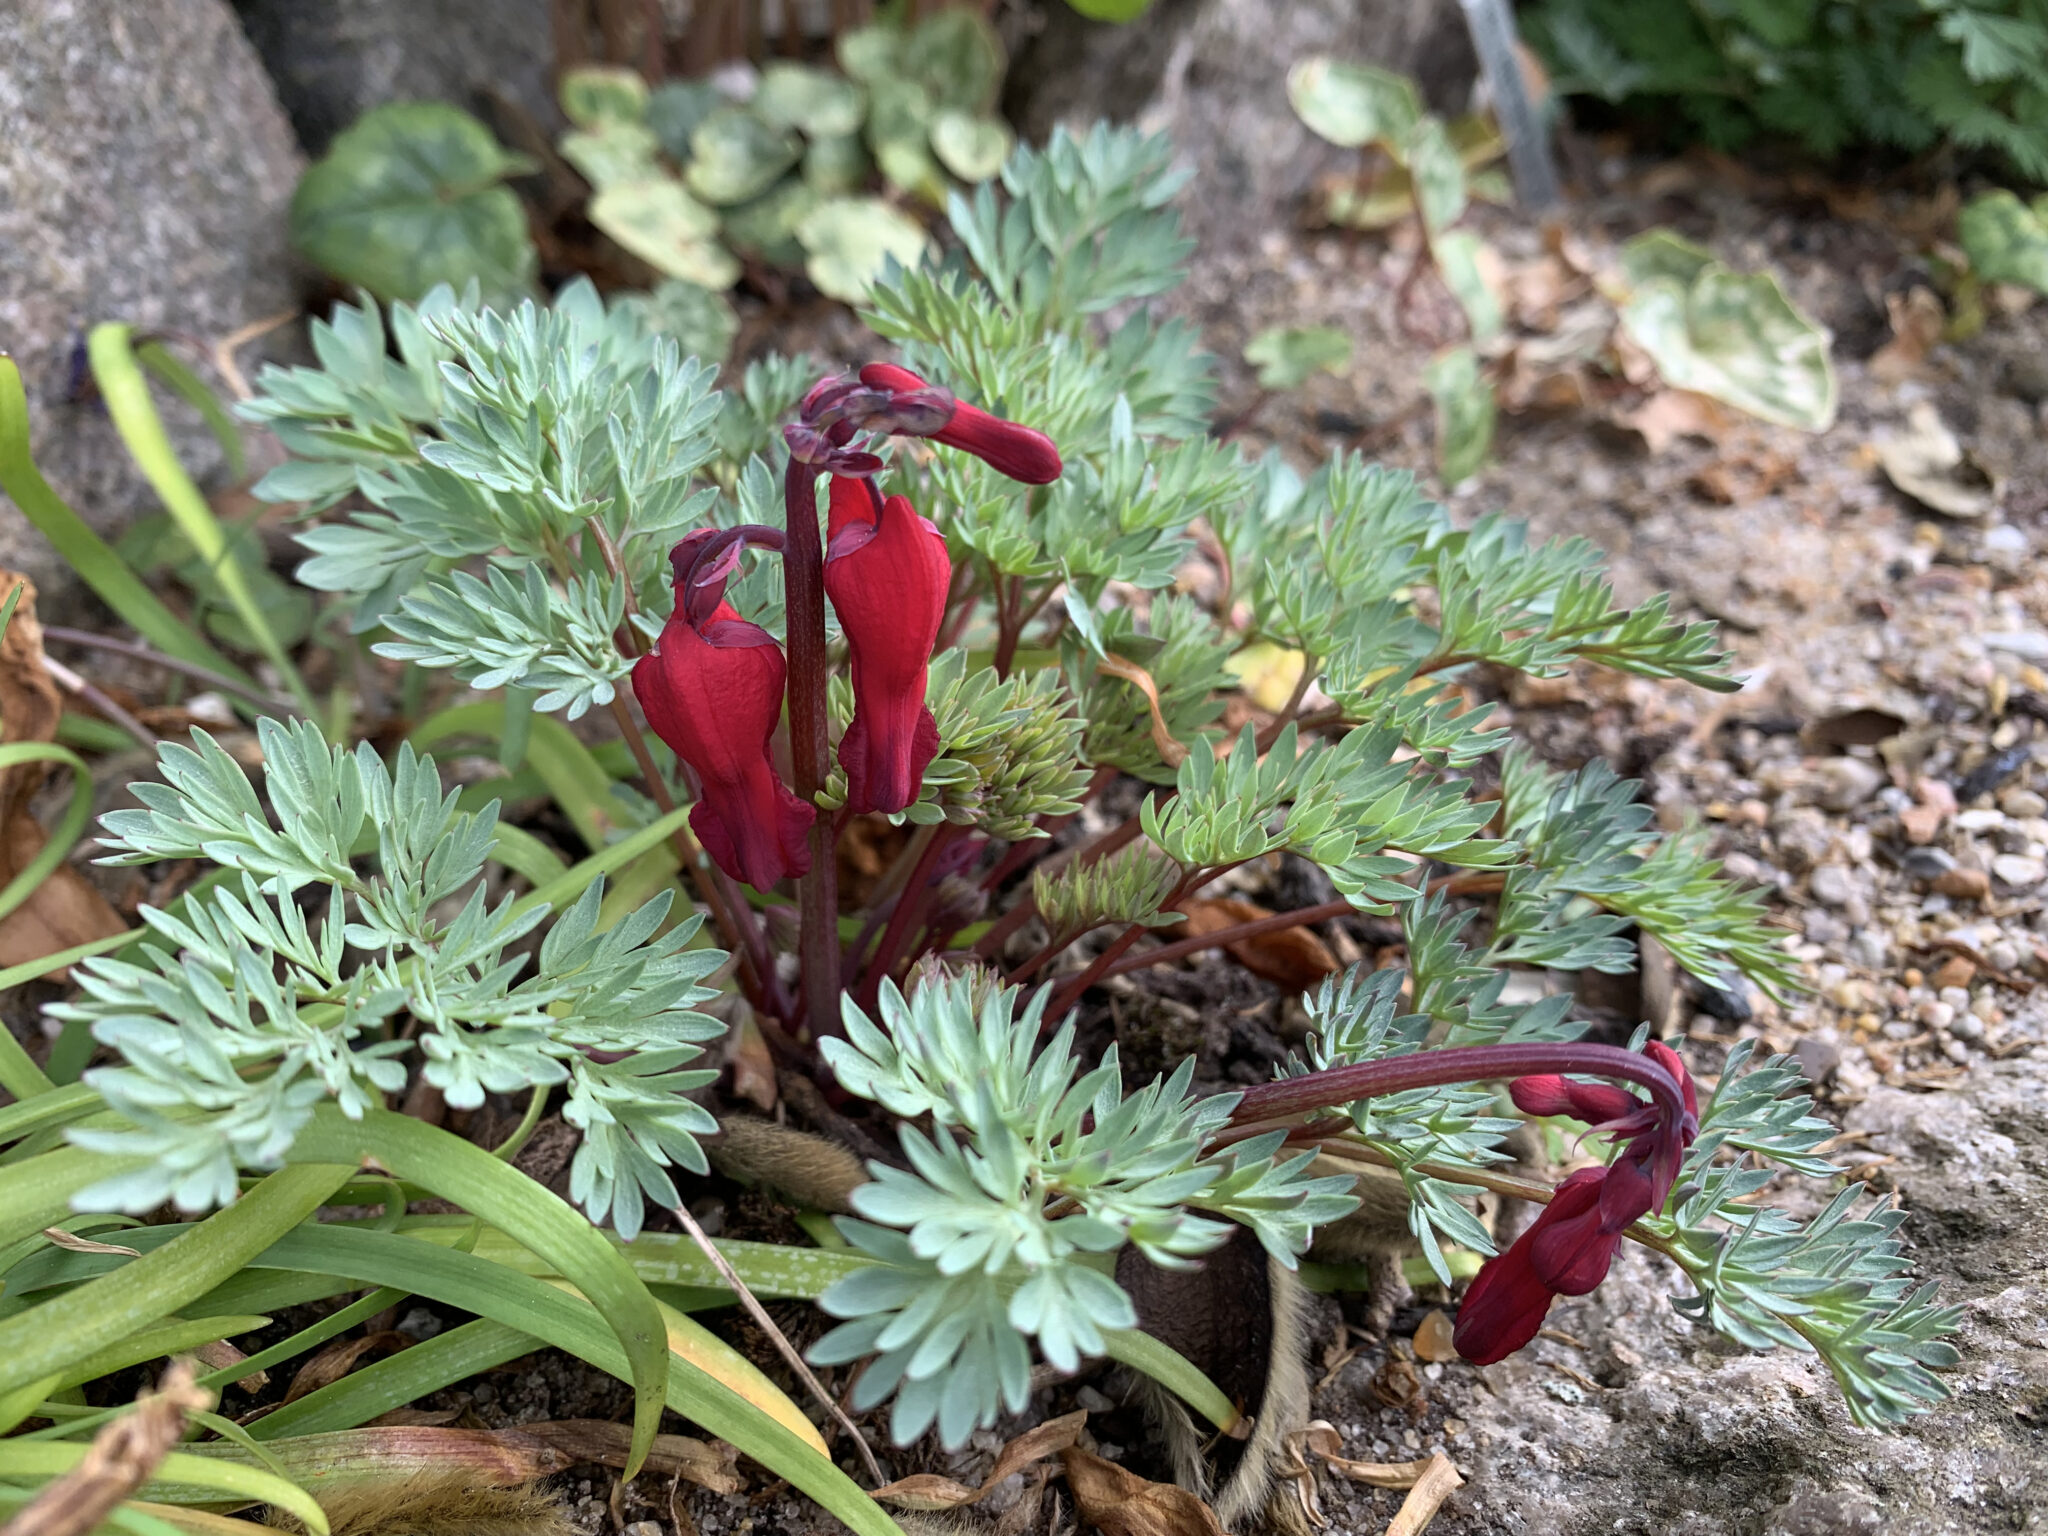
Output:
[{"xmin": 14, "ymin": 149, "xmax": 2048, "ymax": 1536}]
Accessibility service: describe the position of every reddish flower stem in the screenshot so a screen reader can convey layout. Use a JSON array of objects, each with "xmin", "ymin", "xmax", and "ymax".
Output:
[
  {"xmin": 1230, "ymin": 1041, "xmax": 1690, "ymax": 1135},
  {"xmin": 783, "ymin": 460, "xmax": 841, "ymax": 1042},
  {"xmin": 972, "ymin": 796, "xmax": 1151, "ymax": 959},
  {"xmin": 1043, "ymin": 867, "xmax": 1207, "ymax": 1019},
  {"xmin": 857, "ymin": 822, "xmax": 960, "ymax": 1004},
  {"xmin": 1101, "ymin": 898, "xmax": 1401, "ymax": 978}
]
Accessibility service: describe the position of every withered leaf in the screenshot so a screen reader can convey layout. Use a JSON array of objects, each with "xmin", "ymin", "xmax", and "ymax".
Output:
[
  {"xmin": 1291, "ymin": 1420, "xmax": 1435, "ymax": 1489},
  {"xmin": 513, "ymin": 1419, "xmax": 743, "ymax": 1494},
  {"xmin": 1411, "ymin": 1308, "xmax": 1459, "ymax": 1364},
  {"xmin": 282, "ymin": 1330, "xmax": 414, "ymax": 1404},
  {"xmin": 1059, "ymin": 1447, "xmax": 1226, "ymax": 1536},
  {"xmin": 0, "ymin": 571, "xmax": 125, "ymax": 976},
  {"xmin": 873, "ymin": 1410, "xmax": 1087, "ymax": 1511},
  {"xmin": 1177, "ymin": 897, "xmax": 1339, "ymax": 991}
]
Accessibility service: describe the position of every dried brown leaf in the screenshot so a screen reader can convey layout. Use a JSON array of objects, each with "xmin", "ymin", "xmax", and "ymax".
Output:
[
  {"xmin": 1612, "ymin": 390, "xmax": 1732, "ymax": 454},
  {"xmin": 1292, "ymin": 1421, "xmax": 1435, "ymax": 1489},
  {"xmin": 512, "ymin": 1420, "xmax": 743, "ymax": 1494},
  {"xmin": 873, "ymin": 1410, "xmax": 1088, "ymax": 1511},
  {"xmin": 39, "ymin": 1228, "xmax": 140, "ymax": 1257},
  {"xmin": 2, "ymin": 1361, "xmax": 212, "ymax": 1536},
  {"xmin": 282, "ymin": 1330, "xmax": 413, "ymax": 1404},
  {"xmin": 0, "ymin": 574, "xmax": 126, "ymax": 977},
  {"xmin": 1059, "ymin": 1447, "xmax": 1226, "ymax": 1536},
  {"xmin": 1876, "ymin": 403, "xmax": 2000, "ymax": 520},
  {"xmin": 1411, "ymin": 1308, "xmax": 1459, "ymax": 1364},
  {"xmin": 1869, "ymin": 286, "xmax": 1945, "ymax": 382},
  {"xmin": 1176, "ymin": 897, "xmax": 1339, "ymax": 991},
  {"xmin": 1098, "ymin": 653, "xmax": 1188, "ymax": 768}
]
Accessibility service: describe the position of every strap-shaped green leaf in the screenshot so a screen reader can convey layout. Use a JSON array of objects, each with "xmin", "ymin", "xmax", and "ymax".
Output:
[
  {"xmin": 0, "ymin": 1143, "xmax": 152, "ymax": 1245},
  {"xmin": 0, "ymin": 1442, "xmax": 328, "ymax": 1535},
  {"xmin": 283, "ymin": 1107, "xmax": 669, "ymax": 1478},
  {"xmin": 222, "ymin": 1223, "xmax": 904, "ymax": 1536},
  {"xmin": 0, "ymin": 1164, "xmax": 350, "ymax": 1400},
  {"xmin": 0, "ymin": 358, "xmax": 250, "ymax": 689}
]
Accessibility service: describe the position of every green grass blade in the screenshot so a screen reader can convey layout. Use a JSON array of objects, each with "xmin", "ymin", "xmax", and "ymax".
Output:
[
  {"xmin": 86, "ymin": 324, "xmax": 316, "ymax": 720},
  {"xmin": 135, "ymin": 341, "xmax": 248, "ymax": 482},
  {"xmin": 0, "ymin": 1016, "xmax": 56, "ymax": 1102},
  {"xmin": 247, "ymin": 1319, "xmax": 534, "ymax": 1440},
  {"xmin": 0, "ymin": 741, "xmax": 96, "ymax": 931},
  {"xmin": 0, "ymin": 1144, "xmax": 151, "ymax": 1244},
  {"xmin": 0, "ymin": 1163, "xmax": 351, "ymax": 1398},
  {"xmin": 54, "ymin": 1314, "xmax": 271, "ymax": 1392},
  {"xmin": 283, "ymin": 1107, "xmax": 668, "ymax": 1477},
  {"xmin": 0, "ymin": 357, "xmax": 252, "ymax": 688},
  {"xmin": 0, "ymin": 1443, "xmax": 328, "ymax": 1533},
  {"xmin": 486, "ymin": 821, "xmax": 570, "ymax": 889},
  {"xmin": 512, "ymin": 805, "xmax": 692, "ymax": 919},
  {"xmin": 228, "ymin": 1224, "xmax": 902, "ymax": 1536}
]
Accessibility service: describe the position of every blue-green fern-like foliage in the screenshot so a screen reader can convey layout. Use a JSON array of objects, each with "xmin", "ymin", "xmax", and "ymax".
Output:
[{"xmin": 39, "ymin": 120, "xmax": 1948, "ymax": 1449}]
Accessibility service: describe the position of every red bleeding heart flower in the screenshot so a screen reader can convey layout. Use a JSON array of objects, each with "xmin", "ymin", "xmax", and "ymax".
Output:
[
  {"xmin": 633, "ymin": 600, "xmax": 813, "ymax": 891},
  {"xmin": 856, "ymin": 363, "xmax": 1064, "ymax": 485},
  {"xmin": 824, "ymin": 474, "xmax": 947, "ymax": 815},
  {"xmin": 1453, "ymin": 1041, "xmax": 1699, "ymax": 1365}
]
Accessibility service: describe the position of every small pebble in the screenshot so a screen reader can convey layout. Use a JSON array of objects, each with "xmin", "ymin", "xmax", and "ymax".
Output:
[
  {"xmin": 1809, "ymin": 865, "xmax": 1856, "ymax": 908},
  {"xmin": 1902, "ymin": 846, "xmax": 1958, "ymax": 882},
  {"xmin": 1815, "ymin": 756, "xmax": 1887, "ymax": 813},
  {"xmin": 1952, "ymin": 1012, "xmax": 1986, "ymax": 1040},
  {"xmin": 1994, "ymin": 853, "xmax": 2047, "ymax": 890},
  {"xmin": 1987, "ymin": 940, "xmax": 2023, "ymax": 973},
  {"xmin": 1944, "ymin": 1038, "xmax": 1970, "ymax": 1064},
  {"xmin": 1939, "ymin": 985, "xmax": 1972, "ymax": 1011},
  {"xmin": 1934, "ymin": 867, "xmax": 1991, "ymax": 901},
  {"xmin": 1917, "ymin": 999, "xmax": 1955, "ymax": 1030},
  {"xmin": 1076, "ymin": 1386, "xmax": 1115, "ymax": 1414},
  {"xmin": 1884, "ymin": 1019, "xmax": 1918, "ymax": 1039},
  {"xmin": 2000, "ymin": 789, "xmax": 2047, "ymax": 819},
  {"xmin": 626, "ymin": 1523, "xmax": 663, "ymax": 1536}
]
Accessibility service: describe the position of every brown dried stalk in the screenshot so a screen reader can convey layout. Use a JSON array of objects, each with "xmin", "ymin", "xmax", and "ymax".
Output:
[{"xmin": 1, "ymin": 1360, "xmax": 212, "ymax": 1536}]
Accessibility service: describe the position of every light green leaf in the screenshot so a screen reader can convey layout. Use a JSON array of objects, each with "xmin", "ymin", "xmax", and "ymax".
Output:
[
  {"xmin": 1243, "ymin": 326, "xmax": 1354, "ymax": 391},
  {"xmin": 930, "ymin": 110, "xmax": 1012, "ymax": 183},
  {"xmin": 561, "ymin": 121, "xmax": 665, "ymax": 191},
  {"xmin": 1615, "ymin": 232, "xmax": 1837, "ymax": 432},
  {"xmin": 1062, "ymin": 0, "xmax": 1157, "ymax": 17},
  {"xmin": 722, "ymin": 179, "xmax": 823, "ymax": 266},
  {"xmin": 647, "ymin": 80, "xmax": 722, "ymax": 161},
  {"xmin": 589, "ymin": 179, "xmax": 740, "ymax": 288},
  {"xmin": 803, "ymin": 132, "xmax": 872, "ymax": 195},
  {"xmin": 1286, "ymin": 57, "xmax": 1423, "ymax": 150},
  {"xmin": 1958, "ymin": 190, "xmax": 2048, "ymax": 293},
  {"xmin": 684, "ymin": 107, "xmax": 801, "ymax": 206},
  {"xmin": 1425, "ymin": 345, "xmax": 1495, "ymax": 486},
  {"xmin": 1404, "ymin": 114, "xmax": 1467, "ymax": 234},
  {"xmin": 904, "ymin": 7, "xmax": 1005, "ymax": 113},
  {"xmin": 753, "ymin": 63, "xmax": 865, "ymax": 138},
  {"xmin": 1434, "ymin": 230, "xmax": 1502, "ymax": 342},
  {"xmin": 796, "ymin": 196, "xmax": 930, "ymax": 302},
  {"xmin": 289, "ymin": 102, "xmax": 538, "ymax": 303},
  {"xmin": 1619, "ymin": 228, "xmax": 1717, "ymax": 291},
  {"xmin": 561, "ymin": 66, "xmax": 650, "ymax": 129},
  {"xmin": 837, "ymin": 23, "xmax": 902, "ymax": 85}
]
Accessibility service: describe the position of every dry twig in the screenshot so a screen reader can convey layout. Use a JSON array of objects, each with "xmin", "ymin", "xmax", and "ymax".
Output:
[{"xmin": 0, "ymin": 1360, "xmax": 213, "ymax": 1536}]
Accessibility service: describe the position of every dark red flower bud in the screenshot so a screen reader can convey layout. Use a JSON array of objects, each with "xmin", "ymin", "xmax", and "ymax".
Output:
[
  {"xmin": 858, "ymin": 363, "xmax": 1063, "ymax": 485},
  {"xmin": 633, "ymin": 600, "xmax": 813, "ymax": 890},
  {"xmin": 1456, "ymin": 1043, "xmax": 1701, "ymax": 1366},
  {"xmin": 1454, "ymin": 1166, "xmax": 1617, "ymax": 1364},
  {"xmin": 823, "ymin": 475, "xmax": 947, "ymax": 815}
]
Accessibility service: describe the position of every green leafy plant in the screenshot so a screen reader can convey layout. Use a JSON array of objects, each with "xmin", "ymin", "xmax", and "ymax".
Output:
[
  {"xmin": 1, "ymin": 118, "xmax": 1954, "ymax": 1536},
  {"xmin": 1528, "ymin": 0, "xmax": 2048, "ymax": 181},
  {"xmin": 557, "ymin": 6, "xmax": 1011, "ymax": 306},
  {"xmin": 1286, "ymin": 58, "xmax": 1837, "ymax": 482},
  {"xmin": 290, "ymin": 102, "xmax": 540, "ymax": 304}
]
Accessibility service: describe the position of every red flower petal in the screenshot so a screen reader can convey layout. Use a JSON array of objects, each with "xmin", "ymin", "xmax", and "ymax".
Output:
[
  {"xmin": 825, "ymin": 490, "xmax": 950, "ymax": 814},
  {"xmin": 858, "ymin": 362, "xmax": 1063, "ymax": 485},
  {"xmin": 1511, "ymin": 1073, "xmax": 1642, "ymax": 1127},
  {"xmin": 634, "ymin": 602, "xmax": 813, "ymax": 890}
]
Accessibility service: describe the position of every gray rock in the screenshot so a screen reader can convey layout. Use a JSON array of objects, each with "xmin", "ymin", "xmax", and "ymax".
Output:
[
  {"xmin": 1808, "ymin": 863, "xmax": 1856, "ymax": 908},
  {"xmin": 0, "ymin": 0, "xmax": 302, "ymax": 618},
  {"xmin": 1814, "ymin": 754, "xmax": 1886, "ymax": 812},
  {"xmin": 1791, "ymin": 1034, "xmax": 1840, "ymax": 1086},
  {"xmin": 1005, "ymin": 0, "xmax": 1473, "ymax": 256},
  {"xmin": 1901, "ymin": 845, "xmax": 1958, "ymax": 882},
  {"xmin": 231, "ymin": 0, "xmax": 557, "ymax": 156}
]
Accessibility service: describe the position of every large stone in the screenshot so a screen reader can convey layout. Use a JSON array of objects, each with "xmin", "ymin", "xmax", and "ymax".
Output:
[
  {"xmin": 1004, "ymin": 0, "xmax": 1474, "ymax": 256},
  {"xmin": 0, "ymin": 0, "xmax": 303, "ymax": 621},
  {"xmin": 231, "ymin": 0, "xmax": 558, "ymax": 156}
]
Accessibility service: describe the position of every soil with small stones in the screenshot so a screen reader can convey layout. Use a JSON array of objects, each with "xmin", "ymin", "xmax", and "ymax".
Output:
[{"xmin": 12, "ymin": 151, "xmax": 2048, "ymax": 1536}]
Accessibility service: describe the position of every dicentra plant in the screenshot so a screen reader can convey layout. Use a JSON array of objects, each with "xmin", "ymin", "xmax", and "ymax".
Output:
[{"xmin": 1, "ymin": 124, "xmax": 1954, "ymax": 1533}]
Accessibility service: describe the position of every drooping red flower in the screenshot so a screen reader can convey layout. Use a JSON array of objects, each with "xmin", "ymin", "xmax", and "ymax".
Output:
[
  {"xmin": 633, "ymin": 600, "xmax": 813, "ymax": 890},
  {"xmin": 824, "ymin": 474, "xmax": 947, "ymax": 815},
  {"xmin": 1454, "ymin": 1042, "xmax": 1699, "ymax": 1365},
  {"xmin": 857, "ymin": 363, "xmax": 1064, "ymax": 485}
]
